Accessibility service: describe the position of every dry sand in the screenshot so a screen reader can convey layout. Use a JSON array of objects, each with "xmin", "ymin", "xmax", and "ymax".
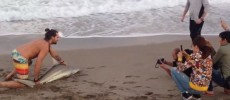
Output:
[{"xmin": 0, "ymin": 35, "xmax": 229, "ymax": 100}]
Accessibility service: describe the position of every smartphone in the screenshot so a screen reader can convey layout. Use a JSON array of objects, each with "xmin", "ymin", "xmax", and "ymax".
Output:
[{"xmin": 180, "ymin": 45, "xmax": 183, "ymax": 51}]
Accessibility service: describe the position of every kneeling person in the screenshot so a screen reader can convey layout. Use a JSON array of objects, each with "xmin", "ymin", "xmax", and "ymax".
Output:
[{"xmin": 1, "ymin": 28, "xmax": 66, "ymax": 88}]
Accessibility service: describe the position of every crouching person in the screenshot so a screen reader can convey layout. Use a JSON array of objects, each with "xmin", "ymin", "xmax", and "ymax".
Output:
[
  {"xmin": 207, "ymin": 31, "xmax": 230, "ymax": 95},
  {"xmin": 171, "ymin": 36, "xmax": 213, "ymax": 100}
]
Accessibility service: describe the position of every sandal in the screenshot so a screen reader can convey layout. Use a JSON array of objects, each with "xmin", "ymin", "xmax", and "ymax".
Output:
[{"xmin": 224, "ymin": 89, "xmax": 230, "ymax": 94}]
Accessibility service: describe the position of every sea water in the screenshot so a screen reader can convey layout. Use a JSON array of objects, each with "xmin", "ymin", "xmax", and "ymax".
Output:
[{"xmin": 0, "ymin": 0, "xmax": 229, "ymax": 38}]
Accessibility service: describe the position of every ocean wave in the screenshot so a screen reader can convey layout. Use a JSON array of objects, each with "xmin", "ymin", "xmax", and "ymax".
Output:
[
  {"xmin": 0, "ymin": 0, "xmax": 229, "ymax": 21},
  {"xmin": 0, "ymin": 32, "xmax": 219, "ymax": 39}
]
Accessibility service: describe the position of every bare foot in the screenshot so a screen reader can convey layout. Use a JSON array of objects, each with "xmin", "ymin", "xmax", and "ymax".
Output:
[{"xmin": 204, "ymin": 91, "xmax": 214, "ymax": 96}]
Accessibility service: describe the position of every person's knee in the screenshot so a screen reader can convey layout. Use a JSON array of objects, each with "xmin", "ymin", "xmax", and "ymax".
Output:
[{"xmin": 170, "ymin": 67, "xmax": 178, "ymax": 75}]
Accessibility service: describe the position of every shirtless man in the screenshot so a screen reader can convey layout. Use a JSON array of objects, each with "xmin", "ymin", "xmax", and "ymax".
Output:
[{"xmin": 1, "ymin": 28, "xmax": 65, "ymax": 88}]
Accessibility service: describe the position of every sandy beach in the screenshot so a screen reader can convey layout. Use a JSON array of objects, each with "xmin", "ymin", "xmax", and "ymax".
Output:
[{"xmin": 0, "ymin": 35, "xmax": 229, "ymax": 100}]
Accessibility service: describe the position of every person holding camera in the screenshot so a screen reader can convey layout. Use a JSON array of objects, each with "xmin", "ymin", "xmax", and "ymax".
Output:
[
  {"xmin": 158, "ymin": 48, "xmax": 192, "ymax": 77},
  {"xmin": 171, "ymin": 36, "xmax": 213, "ymax": 100}
]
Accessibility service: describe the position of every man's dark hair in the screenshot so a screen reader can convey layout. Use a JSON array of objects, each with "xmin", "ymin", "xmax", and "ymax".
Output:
[
  {"xmin": 44, "ymin": 28, "xmax": 58, "ymax": 41},
  {"xmin": 219, "ymin": 31, "xmax": 230, "ymax": 43}
]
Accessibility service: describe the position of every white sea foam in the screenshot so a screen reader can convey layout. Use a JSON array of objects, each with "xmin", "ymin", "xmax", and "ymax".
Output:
[
  {"xmin": 63, "ymin": 33, "xmax": 220, "ymax": 38},
  {"xmin": 0, "ymin": 0, "xmax": 229, "ymax": 21},
  {"xmin": 0, "ymin": 0, "xmax": 229, "ymax": 38}
]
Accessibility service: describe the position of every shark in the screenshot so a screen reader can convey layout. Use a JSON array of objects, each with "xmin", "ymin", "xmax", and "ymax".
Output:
[{"xmin": 14, "ymin": 59, "xmax": 80, "ymax": 88}]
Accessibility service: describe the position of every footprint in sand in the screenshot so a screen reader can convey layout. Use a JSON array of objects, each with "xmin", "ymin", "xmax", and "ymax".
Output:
[
  {"xmin": 123, "ymin": 81, "xmax": 136, "ymax": 84},
  {"xmin": 109, "ymin": 85, "xmax": 117, "ymax": 89},
  {"xmin": 146, "ymin": 77, "xmax": 158, "ymax": 81},
  {"xmin": 127, "ymin": 96, "xmax": 148, "ymax": 100},
  {"xmin": 145, "ymin": 92, "xmax": 153, "ymax": 95},
  {"xmin": 99, "ymin": 66, "xmax": 106, "ymax": 68},
  {"xmin": 83, "ymin": 80, "xmax": 104, "ymax": 86},
  {"xmin": 49, "ymin": 85, "xmax": 61, "ymax": 92},
  {"xmin": 134, "ymin": 86, "xmax": 142, "ymax": 88},
  {"xmin": 125, "ymin": 75, "xmax": 140, "ymax": 78},
  {"xmin": 84, "ymin": 94, "xmax": 97, "ymax": 99},
  {"xmin": 60, "ymin": 96, "xmax": 74, "ymax": 100},
  {"xmin": 71, "ymin": 80, "xmax": 78, "ymax": 82},
  {"xmin": 79, "ymin": 73, "xmax": 88, "ymax": 77},
  {"xmin": 87, "ymin": 66, "xmax": 106, "ymax": 70},
  {"xmin": 168, "ymin": 89, "xmax": 176, "ymax": 92},
  {"xmin": 87, "ymin": 67, "xmax": 95, "ymax": 69}
]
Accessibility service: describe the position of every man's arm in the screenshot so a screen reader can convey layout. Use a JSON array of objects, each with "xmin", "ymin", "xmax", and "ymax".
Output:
[
  {"xmin": 181, "ymin": 0, "xmax": 190, "ymax": 22},
  {"xmin": 195, "ymin": 0, "xmax": 209, "ymax": 24},
  {"xmin": 49, "ymin": 48, "xmax": 65, "ymax": 64},
  {"xmin": 213, "ymin": 47, "xmax": 224, "ymax": 64},
  {"xmin": 221, "ymin": 19, "xmax": 230, "ymax": 31},
  {"xmin": 200, "ymin": 0, "xmax": 210, "ymax": 21},
  {"xmin": 34, "ymin": 46, "xmax": 49, "ymax": 81}
]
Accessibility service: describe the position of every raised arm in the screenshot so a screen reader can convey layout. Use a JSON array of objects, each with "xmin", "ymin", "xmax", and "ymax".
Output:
[{"xmin": 221, "ymin": 19, "xmax": 230, "ymax": 31}]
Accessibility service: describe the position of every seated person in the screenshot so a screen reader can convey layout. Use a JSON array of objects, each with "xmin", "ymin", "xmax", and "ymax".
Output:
[{"xmin": 207, "ymin": 31, "xmax": 230, "ymax": 95}]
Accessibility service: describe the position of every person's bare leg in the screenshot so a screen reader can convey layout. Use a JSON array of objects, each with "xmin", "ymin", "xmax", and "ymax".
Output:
[
  {"xmin": 0, "ymin": 81, "xmax": 26, "ymax": 88},
  {"xmin": 160, "ymin": 64, "xmax": 171, "ymax": 77},
  {"xmin": 4, "ymin": 69, "xmax": 16, "ymax": 81}
]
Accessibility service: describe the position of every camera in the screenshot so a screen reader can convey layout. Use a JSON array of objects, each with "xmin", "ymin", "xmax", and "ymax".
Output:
[{"xmin": 155, "ymin": 58, "xmax": 165, "ymax": 68}]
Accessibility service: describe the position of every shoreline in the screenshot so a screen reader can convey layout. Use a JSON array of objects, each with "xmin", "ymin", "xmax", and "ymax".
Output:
[{"xmin": 0, "ymin": 34, "xmax": 219, "ymax": 55}]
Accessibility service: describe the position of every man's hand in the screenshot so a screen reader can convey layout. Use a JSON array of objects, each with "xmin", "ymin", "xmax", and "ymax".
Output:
[
  {"xmin": 181, "ymin": 16, "xmax": 185, "ymax": 22},
  {"xmin": 34, "ymin": 81, "xmax": 42, "ymax": 88},
  {"xmin": 195, "ymin": 19, "xmax": 203, "ymax": 24},
  {"xmin": 221, "ymin": 19, "xmax": 229, "ymax": 30},
  {"xmin": 59, "ymin": 60, "xmax": 66, "ymax": 66}
]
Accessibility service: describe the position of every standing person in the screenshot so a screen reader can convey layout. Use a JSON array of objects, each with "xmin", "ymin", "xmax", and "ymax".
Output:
[
  {"xmin": 171, "ymin": 36, "xmax": 213, "ymax": 100},
  {"xmin": 0, "ymin": 28, "xmax": 66, "ymax": 88},
  {"xmin": 181, "ymin": 0, "xmax": 210, "ymax": 40}
]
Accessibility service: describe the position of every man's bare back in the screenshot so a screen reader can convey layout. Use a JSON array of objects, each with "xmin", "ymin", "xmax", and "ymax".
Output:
[{"xmin": 16, "ymin": 39, "xmax": 50, "ymax": 61}]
